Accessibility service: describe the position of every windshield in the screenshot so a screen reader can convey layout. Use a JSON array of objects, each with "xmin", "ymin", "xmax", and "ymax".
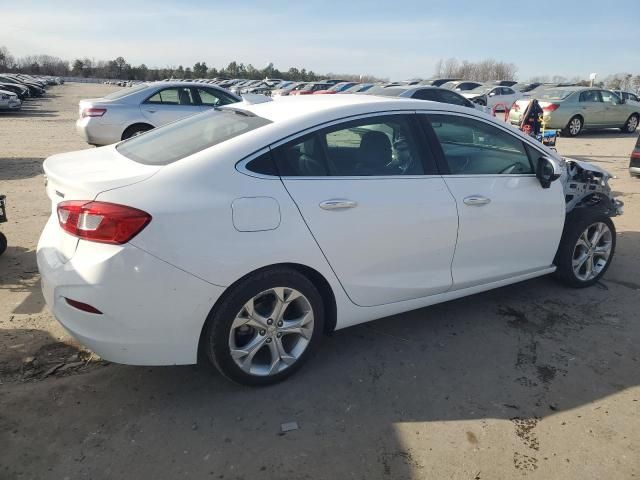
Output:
[
  {"xmin": 536, "ymin": 89, "xmax": 574, "ymax": 101},
  {"xmin": 104, "ymin": 83, "xmax": 149, "ymax": 100},
  {"xmin": 116, "ymin": 108, "xmax": 272, "ymax": 165}
]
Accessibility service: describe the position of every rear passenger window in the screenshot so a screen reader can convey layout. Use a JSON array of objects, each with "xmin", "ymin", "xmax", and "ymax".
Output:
[
  {"xmin": 579, "ymin": 91, "xmax": 602, "ymax": 102},
  {"xmin": 245, "ymin": 151, "xmax": 278, "ymax": 176},
  {"xmin": 412, "ymin": 89, "xmax": 439, "ymax": 101},
  {"xmin": 272, "ymin": 115, "xmax": 427, "ymax": 176},
  {"xmin": 426, "ymin": 114, "xmax": 534, "ymax": 175},
  {"xmin": 145, "ymin": 87, "xmax": 195, "ymax": 105},
  {"xmin": 437, "ymin": 89, "xmax": 469, "ymax": 107}
]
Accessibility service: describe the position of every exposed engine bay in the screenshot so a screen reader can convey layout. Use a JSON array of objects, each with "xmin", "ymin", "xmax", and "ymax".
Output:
[{"xmin": 562, "ymin": 158, "xmax": 624, "ymax": 216}]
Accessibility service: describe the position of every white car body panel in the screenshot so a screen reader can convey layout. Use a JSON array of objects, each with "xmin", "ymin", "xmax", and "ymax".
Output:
[
  {"xmin": 282, "ymin": 176, "xmax": 458, "ymax": 306},
  {"xmin": 443, "ymin": 175, "xmax": 565, "ymax": 288},
  {"xmin": 38, "ymin": 94, "xmax": 611, "ymax": 366}
]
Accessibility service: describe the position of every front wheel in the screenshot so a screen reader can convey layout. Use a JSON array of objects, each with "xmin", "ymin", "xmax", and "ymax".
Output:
[
  {"xmin": 203, "ymin": 268, "xmax": 324, "ymax": 386},
  {"xmin": 553, "ymin": 211, "xmax": 616, "ymax": 288},
  {"xmin": 622, "ymin": 114, "xmax": 639, "ymax": 133}
]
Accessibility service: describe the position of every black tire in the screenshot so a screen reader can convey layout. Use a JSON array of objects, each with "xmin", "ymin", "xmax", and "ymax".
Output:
[
  {"xmin": 202, "ymin": 267, "xmax": 325, "ymax": 386},
  {"xmin": 563, "ymin": 115, "xmax": 583, "ymax": 137},
  {"xmin": 0, "ymin": 232, "xmax": 6, "ymax": 256},
  {"xmin": 621, "ymin": 114, "xmax": 639, "ymax": 133},
  {"xmin": 553, "ymin": 210, "xmax": 616, "ymax": 288},
  {"xmin": 121, "ymin": 124, "xmax": 153, "ymax": 141}
]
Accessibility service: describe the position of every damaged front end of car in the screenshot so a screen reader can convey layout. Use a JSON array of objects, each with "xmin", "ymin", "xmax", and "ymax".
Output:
[{"xmin": 562, "ymin": 158, "xmax": 624, "ymax": 216}]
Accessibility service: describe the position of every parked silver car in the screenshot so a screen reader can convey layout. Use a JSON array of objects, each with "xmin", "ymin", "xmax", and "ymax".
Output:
[
  {"xmin": 76, "ymin": 82, "xmax": 241, "ymax": 145},
  {"xmin": 509, "ymin": 87, "xmax": 640, "ymax": 136}
]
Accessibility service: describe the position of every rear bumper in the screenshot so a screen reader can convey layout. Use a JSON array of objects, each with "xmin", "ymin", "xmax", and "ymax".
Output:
[
  {"xmin": 630, "ymin": 166, "xmax": 640, "ymax": 177},
  {"xmin": 37, "ymin": 217, "xmax": 226, "ymax": 365},
  {"xmin": 75, "ymin": 118, "xmax": 123, "ymax": 146}
]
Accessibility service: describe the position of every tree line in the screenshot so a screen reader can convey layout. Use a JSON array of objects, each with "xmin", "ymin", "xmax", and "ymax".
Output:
[
  {"xmin": 0, "ymin": 46, "xmax": 382, "ymax": 83},
  {"xmin": 2, "ymin": 46, "xmax": 639, "ymax": 90}
]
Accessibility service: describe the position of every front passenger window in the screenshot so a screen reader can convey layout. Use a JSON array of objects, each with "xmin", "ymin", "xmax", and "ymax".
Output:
[{"xmin": 426, "ymin": 114, "xmax": 534, "ymax": 175}]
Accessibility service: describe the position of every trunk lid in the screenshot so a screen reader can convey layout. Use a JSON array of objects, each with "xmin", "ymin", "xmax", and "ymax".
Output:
[{"xmin": 43, "ymin": 145, "xmax": 161, "ymax": 261}]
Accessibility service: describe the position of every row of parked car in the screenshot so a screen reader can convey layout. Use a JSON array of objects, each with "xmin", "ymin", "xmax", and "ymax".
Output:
[
  {"xmin": 82, "ymin": 76, "xmax": 640, "ymax": 147},
  {"xmin": 0, "ymin": 73, "xmax": 63, "ymax": 111}
]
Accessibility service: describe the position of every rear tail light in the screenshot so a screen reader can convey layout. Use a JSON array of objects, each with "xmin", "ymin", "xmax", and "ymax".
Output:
[
  {"xmin": 57, "ymin": 201, "xmax": 151, "ymax": 244},
  {"xmin": 81, "ymin": 107, "xmax": 107, "ymax": 118},
  {"xmin": 631, "ymin": 151, "xmax": 640, "ymax": 160},
  {"xmin": 540, "ymin": 103, "xmax": 559, "ymax": 112}
]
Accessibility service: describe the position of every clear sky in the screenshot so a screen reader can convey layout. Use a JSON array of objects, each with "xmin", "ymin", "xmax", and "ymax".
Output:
[{"xmin": 0, "ymin": 0, "xmax": 636, "ymax": 81}]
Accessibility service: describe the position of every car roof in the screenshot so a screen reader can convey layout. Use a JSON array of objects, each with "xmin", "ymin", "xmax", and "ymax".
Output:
[{"xmin": 231, "ymin": 92, "xmax": 470, "ymax": 127}]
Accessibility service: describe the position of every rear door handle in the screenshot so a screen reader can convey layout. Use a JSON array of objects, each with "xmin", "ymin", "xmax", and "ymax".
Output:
[
  {"xmin": 463, "ymin": 195, "xmax": 491, "ymax": 206},
  {"xmin": 146, "ymin": 109, "xmax": 156, "ymax": 113},
  {"xmin": 319, "ymin": 199, "xmax": 358, "ymax": 210}
]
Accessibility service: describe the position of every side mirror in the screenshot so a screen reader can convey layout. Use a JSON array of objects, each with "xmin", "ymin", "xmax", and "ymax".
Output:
[
  {"xmin": 488, "ymin": 92, "xmax": 496, "ymax": 97},
  {"xmin": 536, "ymin": 156, "xmax": 561, "ymax": 188}
]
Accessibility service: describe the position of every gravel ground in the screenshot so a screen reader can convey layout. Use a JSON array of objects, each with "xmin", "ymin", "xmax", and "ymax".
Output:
[{"xmin": 0, "ymin": 84, "xmax": 639, "ymax": 480}]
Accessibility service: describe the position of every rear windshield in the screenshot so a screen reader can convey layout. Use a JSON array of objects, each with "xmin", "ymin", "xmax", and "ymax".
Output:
[
  {"xmin": 116, "ymin": 108, "xmax": 272, "ymax": 165},
  {"xmin": 104, "ymin": 84, "xmax": 150, "ymax": 100},
  {"xmin": 536, "ymin": 89, "xmax": 574, "ymax": 101}
]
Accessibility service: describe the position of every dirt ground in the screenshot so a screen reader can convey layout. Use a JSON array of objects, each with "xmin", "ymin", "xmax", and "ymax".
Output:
[{"xmin": 0, "ymin": 84, "xmax": 639, "ymax": 480}]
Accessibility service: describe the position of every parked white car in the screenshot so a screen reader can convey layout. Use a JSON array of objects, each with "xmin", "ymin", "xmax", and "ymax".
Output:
[
  {"xmin": 39, "ymin": 95, "xmax": 622, "ymax": 385},
  {"xmin": 75, "ymin": 81, "xmax": 242, "ymax": 145},
  {"xmin": 462, "ymin": 85, "xmax": 522, "ymax": 111},
  {"xmin": 0, "ymin": 89, "xmax": 21, "ymax": 110}
]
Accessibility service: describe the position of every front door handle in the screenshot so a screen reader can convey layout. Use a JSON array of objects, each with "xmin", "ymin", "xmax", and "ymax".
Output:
[
  {"xmin": 463, "ymin": 195, "xmax": 491, "ymax": 206},
  {"xmin": 146, "ymin": 109, "xmax": 157, "ymax": 113},
  {"xmin": 319, "ymin": 199, "xmax": 358, "ymax": 210}
]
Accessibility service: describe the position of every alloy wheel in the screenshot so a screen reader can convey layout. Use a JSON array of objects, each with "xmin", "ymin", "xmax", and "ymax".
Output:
[
  {"xmin": 627, "ymin": 115, "xmax": 638, "ymax": 132},
  {"xmin": 228, "ymin": 287, "xmax": 314, "ymax": 376},
  {"xmin": 572, "ymin": 222, "xmax": 613, "ymax": 282}
]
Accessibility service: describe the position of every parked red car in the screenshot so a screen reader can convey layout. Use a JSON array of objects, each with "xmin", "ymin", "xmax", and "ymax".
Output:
[
  {"xmin": 313, "ymin": 82, "xmax": 358, "ymax": 94},
  {"xmin": 289, "ymin": 83, "xmax": 332, "ymax": 95}
]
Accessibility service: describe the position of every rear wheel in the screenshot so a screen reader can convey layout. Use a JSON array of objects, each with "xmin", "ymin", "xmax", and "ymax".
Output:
[
  {"xmin": 564, "ymin": 116, "xmax": 583, "ymax": 136},
  {"xmin": 622, "ymin": 114, "xmax": 639, "ymax": 133},
  {"xmin": 121, "ymin": 124, "xmax": 153, "ymax": 141},
  {"xmin": 203, "ymin": 267, "xmax": 324, "ymax": 386},
  {"xmin": 553, "ymin": 211, "xmax": 616, "ymax": 288},
  {"xmin": 0, "ymin": 232, "xmax": 6, "ymax": 256}
]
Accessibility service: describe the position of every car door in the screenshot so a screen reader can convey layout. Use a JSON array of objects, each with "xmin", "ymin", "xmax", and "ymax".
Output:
[
  {"xmin": 600, "ymin": 90, "xmax": 625, "ymax": 125},
  {"xmin": 578, "ymin": 90, "xmax": 606, "ymax": 127},
  {"xmin": 272, "ymin": 113, "xmax": 459, "ymax": 307},
  {"xmin": 140, "ymin": 86, "xmax": 202, "ymax": 126},
  {"xmin": 421, "ymin": 112, "xmax": 565, "ymax": 289}
]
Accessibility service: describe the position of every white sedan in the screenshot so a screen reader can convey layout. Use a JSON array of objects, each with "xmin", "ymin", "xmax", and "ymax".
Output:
[
  {"xmin": 462, "ymin": 85, "xmax": 522, "ymax": 111},
  {"xmin": 75, "ymin": 81, "xmax": 241, "ymax": 146},
  {"xmin": 38, "ymin": 95, "xmax": 622, "ymax": 385}
]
